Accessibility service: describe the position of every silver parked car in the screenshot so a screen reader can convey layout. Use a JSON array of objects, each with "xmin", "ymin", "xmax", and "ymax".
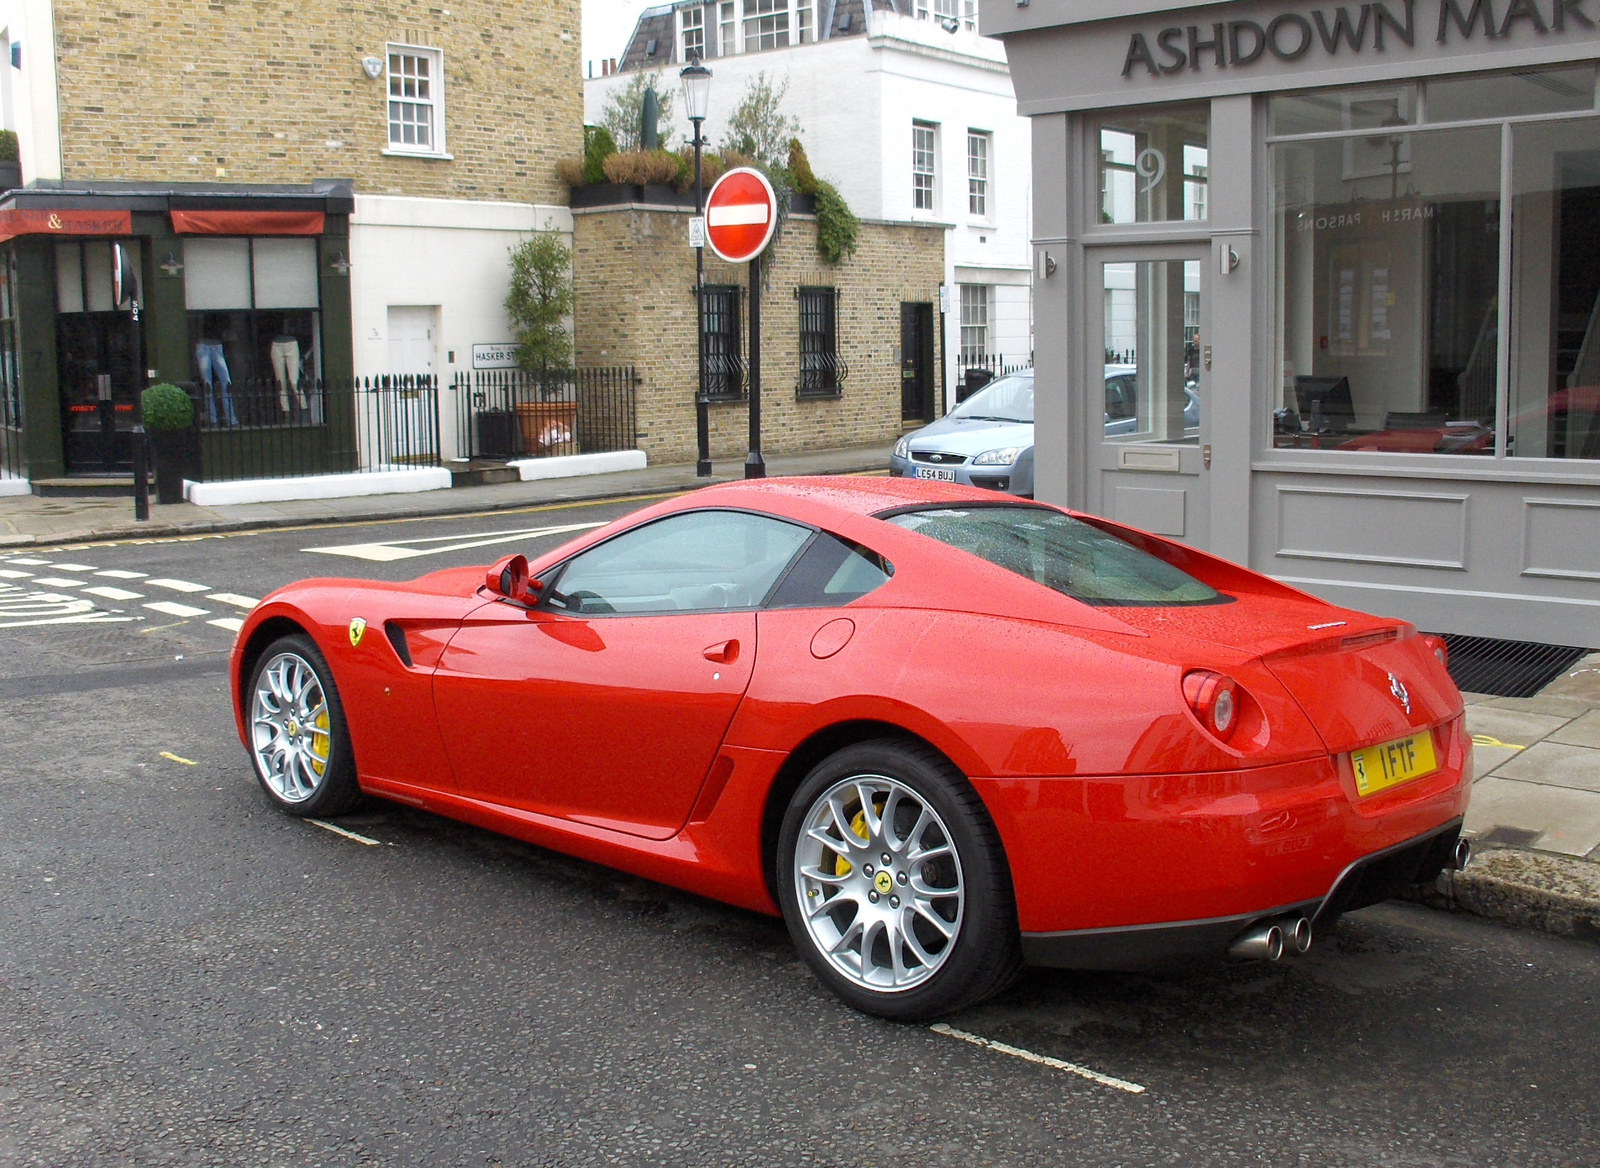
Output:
[{"xmin": 890, "ymin": 368, "xmax": 1200, "ymax": 496}]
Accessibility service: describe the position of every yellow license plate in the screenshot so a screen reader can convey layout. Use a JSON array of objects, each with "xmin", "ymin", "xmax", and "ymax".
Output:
[{"xmin": 1351, "ymin": 732, "xmax": 1438, "ymax": 797}]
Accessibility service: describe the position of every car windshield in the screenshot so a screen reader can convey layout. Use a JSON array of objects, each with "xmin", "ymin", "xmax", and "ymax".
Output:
[
  {"xmin": 884, "ymin": 505, "xmax": 1225, "ymax": 607},
  {"xmin": 949, "ymin": 374, "xmax": 1033, "ymax": 423}
]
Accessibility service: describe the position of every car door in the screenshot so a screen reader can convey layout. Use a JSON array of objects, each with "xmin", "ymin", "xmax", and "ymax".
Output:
[{"xmin": 431, "ymin": 509, "xmax": 813, "ymax": 840}]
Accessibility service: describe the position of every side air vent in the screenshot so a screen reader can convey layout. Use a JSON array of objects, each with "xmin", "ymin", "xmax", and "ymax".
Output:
[{"xmin": 384, "ymin": 621, "xmax": 413, "ymax": 668}]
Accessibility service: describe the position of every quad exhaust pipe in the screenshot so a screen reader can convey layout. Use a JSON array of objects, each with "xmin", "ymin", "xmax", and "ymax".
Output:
[{"xmin": 1228, "ymin": 916, "xmax": 1313, "ymax": 963}]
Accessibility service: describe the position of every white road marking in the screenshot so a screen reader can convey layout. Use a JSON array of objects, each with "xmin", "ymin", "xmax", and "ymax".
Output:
[
  {"xmin": 84, "ymin": 586, "xmax": 144, "ymax": 601},
  {"xmin": 33, "ymin": 577, "xmax": 85, "ymax": 588},
  {"xmin": 52, "ymin": 563, "xmax": 98, "ymax": 572},
  {"xmin": 304, "ymin": 520, "xmax": 606, "ymax": 562},
  {"xmin": 0, "ymin": 569, "xmax": 35, "ymax": 579},
  {"xmin": 308, "ymin": 819, "xmax": 381, "ymax": 846},
  {"xmin": 144, "ymin": 600, "xmax": 209, "ymax": 618},
  {"xmin": 95, "ymin": 569, "xmax": 148, "ymax": 579},
  {"xmin": 206, "ymin": 592, "xmax": 259, "ymax": 608},
  {"xmin": 0, "ymin": 582, "xmax": 132, "ymax": 628},
  {"xmin": 208, "ymin": 617, "xmax": 245, "ymax": 633},
  {"xmin": 928, "ymin": 1024, "xmax": 1147, "ymax": 1095},
  {"xmin": 146, "ymin": 578, "xmax": 212, "ymax": 593},
  {"xmin": 6, "ymin": 557, "xmax": 52, "ymax": 565}
]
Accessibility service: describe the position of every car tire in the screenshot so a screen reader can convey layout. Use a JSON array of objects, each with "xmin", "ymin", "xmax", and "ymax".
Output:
[
  {"xmin": 776, "ymin": 738, "xmax": 1021, "ymax": 1020},
  {"xmin": 245, "ymin": 633, "xmax": 361, "ymax": 817}
]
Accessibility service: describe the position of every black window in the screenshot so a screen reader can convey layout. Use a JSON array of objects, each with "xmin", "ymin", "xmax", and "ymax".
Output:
[
  {"xmin": 546, "ymin": 510, "xmax": 811, "ymax": 615},
  {"xmin": 883, "ymin": 504, "xmax": 1226, "ymax": 607},
  {"xmin": 768, "ymin": 532, "xmax": 892, "ymax": 608},
  {"xmin": 798, "ymin": 285, "xmax": 842, "ymax": 396},
  {"xmin": 702, "ymin": 284, "xmax": 743, "ymax": 399}
]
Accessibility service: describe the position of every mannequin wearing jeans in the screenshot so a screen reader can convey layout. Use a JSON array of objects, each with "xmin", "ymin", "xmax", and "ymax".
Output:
[
  {"xmin": 195, "ymin": 340, "xmax": 237, "ymax": 426},
  {"xmin": 269, "ymin": 335, "xmax": 308, "ymax": 414}
]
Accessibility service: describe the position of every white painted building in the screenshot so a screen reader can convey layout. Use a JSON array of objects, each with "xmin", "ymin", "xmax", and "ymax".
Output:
[{"xmin": 587, "ymin": 0, "xmax": 1033, "ymax": 413}]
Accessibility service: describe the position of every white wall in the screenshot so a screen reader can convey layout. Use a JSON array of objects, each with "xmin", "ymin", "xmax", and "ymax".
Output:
[
  {"xmin": 585, "ymin": 7, "xmax": 1034, "ymax": 411},
  {"xmin": 349, "ymin": 195, "xmax": 573, "ymax": 459},
  {"xmin": 0, "ymin": 0, "xmax": 63, "ymax": 182}
]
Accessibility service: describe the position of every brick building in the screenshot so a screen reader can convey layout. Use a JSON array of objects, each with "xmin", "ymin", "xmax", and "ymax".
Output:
[
  {"xmin": 0, "ymin": 0, "xmax": 579, "ymax": 485},
  {"xmin": 572, "ymin": 191, "xmax": 945, "ymax": 465}
]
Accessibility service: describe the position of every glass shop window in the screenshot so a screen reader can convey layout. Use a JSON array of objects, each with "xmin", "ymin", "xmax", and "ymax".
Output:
[
  {"xmin": 183, "ymin": 236, "xmax": 323, "ymax": 427},
  {"xmin": 1270, "ymin": 125, "xmax": 1502, "ymax": 454},
  {"xmin": 1095, "ymin": 103, "xmax": 1208, "ymax": 226}
]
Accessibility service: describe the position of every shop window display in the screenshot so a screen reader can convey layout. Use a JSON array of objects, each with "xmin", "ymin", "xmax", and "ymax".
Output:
[
  {"xmin": 183, "ymin": 237, "xmax": 322, "ymax": 428},
  {"xmin": 1270, "ymin": 64, "xmax": 1600, "ymax": 461}
]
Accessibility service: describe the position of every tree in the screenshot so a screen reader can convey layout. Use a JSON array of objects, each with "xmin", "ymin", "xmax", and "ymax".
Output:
[
  {"xmin": 599, "ymin": 70, "xmax": 676, "ymax": 153},
  {"xmin": 505, "ymin": 233, "xmax": 574, "ymax": 374},
  {"xmin": 718, "ymin": 72, "xmax": 799, "ymax": 171}
]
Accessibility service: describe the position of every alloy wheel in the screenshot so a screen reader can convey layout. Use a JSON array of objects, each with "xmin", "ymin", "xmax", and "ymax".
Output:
[
  {"xmin": 792, "ymin": 774, "xmax": 966, "ymax": 993},
  {"xmin": 250, "ymin": 651, "xmax": 333, "ymax": 803}
]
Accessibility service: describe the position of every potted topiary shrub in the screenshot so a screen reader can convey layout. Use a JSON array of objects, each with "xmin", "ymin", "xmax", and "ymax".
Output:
[{"xmin": 141, "ymin": 382, "xmax": 196, "ymax": 504}]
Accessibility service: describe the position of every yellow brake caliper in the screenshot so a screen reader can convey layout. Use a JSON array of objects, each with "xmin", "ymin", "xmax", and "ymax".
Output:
[
  {"xmin": 831, "ymin": 797, "xmax": 885, "ymax": 878},
  {"xmin": 310, "ymin": 711, "xmax": 330, "ymax": 776}
]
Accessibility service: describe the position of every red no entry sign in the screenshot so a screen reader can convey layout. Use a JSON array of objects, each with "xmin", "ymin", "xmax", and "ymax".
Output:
[{"xmin": 705, "ymin": 167, "xmax": 777, "ymax": 264}]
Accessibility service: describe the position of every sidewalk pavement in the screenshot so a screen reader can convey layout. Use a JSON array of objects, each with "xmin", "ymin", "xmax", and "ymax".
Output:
[
  {"xmin": 3, "ymin": 441, "xmax": 1597, "ymax": 946},
  {"xmin": 0, "ymin": 443, "xmax": 896, "ymax": 548}
]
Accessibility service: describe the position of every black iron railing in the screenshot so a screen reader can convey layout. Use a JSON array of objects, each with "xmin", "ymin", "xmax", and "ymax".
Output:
[
  {"xmin": 453, "ymin": 368, "xmax": 637, "ymax": 461},
  {"xmin": 184, "ymin": 375, "xmax": 441, "ymax": 482},
  {"xmin": 0, "ymin": 398, "xmax": 21, "ymax": 484},
  {"xmin": 798, "ymin": 351, "xmax": 850, "ymax": 397},
  {"xmin": 955, "ymin": 354, "xmax": 1031, "ymax": 403}
]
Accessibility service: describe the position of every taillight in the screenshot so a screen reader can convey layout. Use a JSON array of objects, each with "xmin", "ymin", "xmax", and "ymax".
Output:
[
  {"xmin": 1183, "ymin": 670, "xmax": 1240, "ymax": 742},
  {"xmin": 1422, "ymin": 634, "xmax": 1449, "ymax": 668}
]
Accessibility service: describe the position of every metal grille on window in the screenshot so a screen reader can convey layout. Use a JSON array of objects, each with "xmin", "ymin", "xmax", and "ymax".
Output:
[
  {"xmin": 743, "ymin": 0, "xmax": 791, "ymax": 51},
  {"xmin": 702, "ymin": 285, "xmax": 744, "ymax": 398},
  {"xmin": 799, "ymin": 286, "xmax": 844, "ymax": 395},
  {"xmin": 968, "ymin": 132, "xmax": 989, "ymax": 218},
  {"xmin": 913, "ymin": 123, "xmax": 936, "ymax": 212},
  {"xmin": 682, "ymin": 7, "xmax": 705, "ymax": 59},
  {"xmin": 388, "ymin": 50, "xmax": 436, "ymax": 149},
  {"xmin": 960, "ymin": 284, "xmax": 989, "ymax": 367}
]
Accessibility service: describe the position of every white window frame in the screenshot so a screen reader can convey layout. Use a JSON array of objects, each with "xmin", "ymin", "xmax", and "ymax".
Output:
[
  {"xmin": 384, "ymin": 43, "xmax": 448, "ymax": 159},
  {"xmin": 912, "ymin": 121, "xmax": 938, "ymax": 213},
  {"xmin": 916, "ymin": 0, "xmax": 977, "ymax": 30},
  {"xmin": 739, "ymin": 1, "xmax": 812, "ymax": 52},
  {"xmin": 960, "ymin": 284, "xmax": 990, "ymax": 366},
  {"xmin": 967, "ymin": 130, "xmax": 991, "ymax": 220},
  {"xmin": 681, "ymin": 6, "xmax": 706, "ymax": 60},
  {"xmin": 720, "ymin": 2, "xmax": 737, "ymax": 55}
]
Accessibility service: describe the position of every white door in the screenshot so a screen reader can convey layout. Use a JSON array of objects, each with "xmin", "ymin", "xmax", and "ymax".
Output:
[
  {"xmin": 386, "ymin": 306, "xmax": 437, "ymax": 375},
  {"xmin": 1084, "ymin": 245, "xmax": 1209, "ymax": 547}
]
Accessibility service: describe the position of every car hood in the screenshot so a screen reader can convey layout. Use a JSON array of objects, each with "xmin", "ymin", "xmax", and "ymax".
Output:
[{"xmin": 906, "ymin": 417, "xmax": 1034, "ymax": 457}]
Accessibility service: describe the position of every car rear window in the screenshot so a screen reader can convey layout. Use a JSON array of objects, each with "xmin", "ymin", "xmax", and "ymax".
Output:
[{"xmin": 883, "ymin": 505, "xmax": 1226, "ymax": 607}]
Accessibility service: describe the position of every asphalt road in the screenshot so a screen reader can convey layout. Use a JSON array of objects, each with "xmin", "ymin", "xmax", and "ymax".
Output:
[{"xmin": 2, "ymin": 500, "xmax": 1598, "ymax": 1166}]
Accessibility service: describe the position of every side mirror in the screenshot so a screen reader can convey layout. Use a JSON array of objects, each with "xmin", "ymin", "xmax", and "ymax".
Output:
[{"xmin": 486, "ymin": 554, "xmax": 541, "ymax": 603}]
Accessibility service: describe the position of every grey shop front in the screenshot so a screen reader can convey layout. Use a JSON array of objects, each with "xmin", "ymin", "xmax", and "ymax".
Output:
[{"xmin": 983, "ymin": 0, "xmax": 1600, "ymax": 644}]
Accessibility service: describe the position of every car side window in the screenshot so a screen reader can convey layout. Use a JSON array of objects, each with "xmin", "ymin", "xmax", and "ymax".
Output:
[
  {"xmin": 768, "ymin": 532, "xmax": 893, "ymax": 609},
  {"xmin": 546, "ymin": 510, "xmax": 812, "ymax": 615}
]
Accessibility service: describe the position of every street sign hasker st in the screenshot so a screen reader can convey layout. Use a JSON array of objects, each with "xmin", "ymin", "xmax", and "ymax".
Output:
[{"xmin": 704, "ymin": 168, "xmax": 777, "ymax": 264}]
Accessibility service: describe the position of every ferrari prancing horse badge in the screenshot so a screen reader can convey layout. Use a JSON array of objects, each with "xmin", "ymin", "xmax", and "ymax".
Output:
[{"xmin": 348, "ymin": 617, "xmax": 367, "ymax": 647}]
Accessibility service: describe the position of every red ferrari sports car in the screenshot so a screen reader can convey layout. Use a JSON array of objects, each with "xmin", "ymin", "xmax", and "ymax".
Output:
[{"xmin": 231, "ymin": 478, "xmax": 1471, "ymax": 1019}]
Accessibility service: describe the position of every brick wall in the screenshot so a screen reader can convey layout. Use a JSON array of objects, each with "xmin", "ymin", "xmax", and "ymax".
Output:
[
  {"xmin": 51, "ymin": 0, "xmax": 580, "ymax": 204},
  {"xmin": 572, "ymin": 204, "xmax": 945, "ymax": 464}
]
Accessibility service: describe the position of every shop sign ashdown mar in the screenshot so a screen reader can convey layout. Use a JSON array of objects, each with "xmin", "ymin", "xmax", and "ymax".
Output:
[
  {"xmin": 1122, "ymin": 0, "xmax": 1599, "ymax": 79},
  {"xmin": 704, "ymin": 168, "xmax": 778, "ymax": 265}
]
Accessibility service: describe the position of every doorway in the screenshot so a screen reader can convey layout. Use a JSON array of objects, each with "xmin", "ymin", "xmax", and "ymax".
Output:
[
  {"xmin": 387, "ymin": 305, "xmax": 438, "ymax": 375},
  {"xmin": 1085, "ymin": 245, "xmax": 1209, "ymax": 546},
  {"xmin": 55, "ymin": 239, "xmax": 141, "ymax": 474},
  {"xmin": 900, "ymin": 302, "xmax": 934, "ymax": 422}
]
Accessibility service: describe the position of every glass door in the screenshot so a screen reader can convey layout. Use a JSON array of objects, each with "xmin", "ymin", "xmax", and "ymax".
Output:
[{"xmin": 1086, "ymin": 246, "xmax": 1208, "ymax": 545}]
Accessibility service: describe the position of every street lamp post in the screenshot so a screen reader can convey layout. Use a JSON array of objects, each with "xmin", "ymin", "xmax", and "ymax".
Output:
[{"xmin": 681, "ymin": 55, "xmax": 713, "ymax": 477}]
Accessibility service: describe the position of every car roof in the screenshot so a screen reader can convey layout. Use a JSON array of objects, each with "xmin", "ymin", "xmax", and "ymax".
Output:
[{"xmin": 677, "ymin": 475, "xmax": 1019, "ymax": 522}]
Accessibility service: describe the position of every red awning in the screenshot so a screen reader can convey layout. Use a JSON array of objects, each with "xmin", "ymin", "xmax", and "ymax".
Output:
[
  {"xmin": 170, "ymin": 210, "xmax": 325, "ymax": 236},
  {"xmin": 0, "ymin": 208, "xmax": 133, "ymax": 244}
]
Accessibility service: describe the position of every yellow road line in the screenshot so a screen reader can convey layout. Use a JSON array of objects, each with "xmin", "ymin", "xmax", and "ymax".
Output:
[{"xmin": 159, "ymin": 751, "xmax": 197, "ymax": 765}]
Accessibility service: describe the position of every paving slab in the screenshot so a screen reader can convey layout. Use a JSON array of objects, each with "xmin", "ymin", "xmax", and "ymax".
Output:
[
  {"xmin": 1542, "ymin": 652, "xmax": 1600, "ymax": 703},
  {"xmin": 1489, "ymin": 740, "xmax": 1600, "ymax": 793},
  {"xmin": 1477, "ymin": 693, "xmax": 1597, "ymax": 720},
  {"xmin": 1462, "ymin": 705, "xmax": 1569, "ymax": 750},
  {"xmin": 1465, "ymin": 777, "xmax": 1600, "ymax": 857},
  {"xmin": 1469, "ymin": 742, "xmax": 1523, "ymax": 781},
  {"xmin": 1548, "ymin": 710, "xmax": 1600, "ymax": 750}
]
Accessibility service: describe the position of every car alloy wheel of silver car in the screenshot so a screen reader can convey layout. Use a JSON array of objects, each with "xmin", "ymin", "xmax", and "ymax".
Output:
[
  {"xmin": 792, "ymin": 773, "xmax": 966, "ymax": 992},
  {"xmin": 250, "ymin": 650, "xmax": 334, "ymax": 804}
]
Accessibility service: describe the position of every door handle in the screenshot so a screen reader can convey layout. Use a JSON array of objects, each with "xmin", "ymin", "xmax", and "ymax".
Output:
[{"xmin": 702, "ymin": 639, "xmax": 740, "ymax": 664}]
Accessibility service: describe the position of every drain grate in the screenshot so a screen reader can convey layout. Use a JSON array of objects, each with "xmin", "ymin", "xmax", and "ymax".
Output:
[{"xmin": 1432, "ymin": 633, "xmax": 1592, "ymax": 699}]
